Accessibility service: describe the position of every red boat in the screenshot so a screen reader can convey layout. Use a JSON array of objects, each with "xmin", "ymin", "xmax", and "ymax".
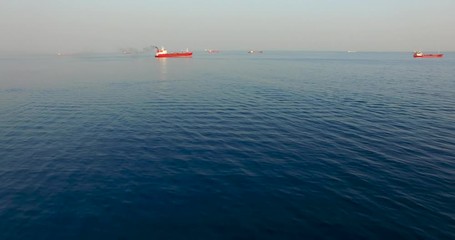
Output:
[
  {"xmin": 413, "ymin": 51, "xmax": 443, "ymax": 58},
  {"xmin": 154, "ymin": 47, "xmax": 192, "ymax": 58}
]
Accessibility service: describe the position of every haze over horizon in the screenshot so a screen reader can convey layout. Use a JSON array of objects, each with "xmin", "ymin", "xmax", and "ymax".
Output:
[{"xmin": 1, "ymin": 0, "xmax": 454, "ymax": 54}]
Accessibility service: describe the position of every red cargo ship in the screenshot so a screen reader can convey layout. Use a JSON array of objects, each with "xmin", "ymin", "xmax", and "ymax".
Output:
[
  {"xmin": 413, "ymin": 51, "xmax": 443, "ymax": 58},
  {"xmin": 154, "ymin": 47, "xmax": 192, "ymax": 58}
]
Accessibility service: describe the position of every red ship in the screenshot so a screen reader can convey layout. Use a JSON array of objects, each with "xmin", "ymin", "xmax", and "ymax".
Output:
[
  {"xmin": 154, "ymin": 46, "xmax": 192, "ymax": 58},
  {"xmin": 413, "ymin": 51, "xmax": 443, "ymax": 58}
]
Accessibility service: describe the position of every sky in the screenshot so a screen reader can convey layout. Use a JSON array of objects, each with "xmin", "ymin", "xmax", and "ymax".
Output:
[{"xmin": 1, "ymin": 0, "xmax": 454, "ymax": 53}]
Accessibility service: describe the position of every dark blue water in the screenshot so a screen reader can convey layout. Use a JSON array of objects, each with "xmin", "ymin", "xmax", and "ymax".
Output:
[{"xmin": 1, "ymin": 52, "xmax": 454, "ymax": 239}]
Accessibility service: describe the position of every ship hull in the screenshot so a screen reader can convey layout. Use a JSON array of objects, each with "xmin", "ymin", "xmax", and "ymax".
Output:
[
  {"xmin": 155, "ymin": 52, "xmax": 193, "ymax": 58},
  {"xmin": 413, "ymin": 54, "xmax": 444, "ymax": 58}
]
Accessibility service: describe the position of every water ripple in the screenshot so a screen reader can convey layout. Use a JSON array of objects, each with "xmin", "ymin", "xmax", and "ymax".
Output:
[{"xmin": 0, "ymin": 53, "xmax": 454, "ymax": 239}]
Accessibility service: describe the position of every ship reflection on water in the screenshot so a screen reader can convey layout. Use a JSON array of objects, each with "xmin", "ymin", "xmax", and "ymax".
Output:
[{"xmin": 156, "ymin": 58, "xmax": 167, "ymax": 81}]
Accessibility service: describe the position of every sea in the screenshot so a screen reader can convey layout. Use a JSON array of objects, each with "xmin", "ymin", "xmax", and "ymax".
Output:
[{"xmin": 0, "ymin": 51, "xmax": 454, "ymax": 239}]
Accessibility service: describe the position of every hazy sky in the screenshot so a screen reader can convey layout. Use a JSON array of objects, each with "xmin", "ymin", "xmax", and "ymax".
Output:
[{"xmin": 1, "ymin": 0, "xmax": 454, "ymax": 53}]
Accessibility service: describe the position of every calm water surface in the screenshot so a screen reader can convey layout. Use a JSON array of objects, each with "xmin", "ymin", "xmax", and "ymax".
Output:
[{"xmin": 0, "ymin": 52, "xmax": 454, "ymax": 239}]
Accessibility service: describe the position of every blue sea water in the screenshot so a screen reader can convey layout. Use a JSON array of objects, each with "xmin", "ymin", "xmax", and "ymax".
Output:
[{"xmin": 0, "ymin": 51, "xmax": 454, "ymax": 239}]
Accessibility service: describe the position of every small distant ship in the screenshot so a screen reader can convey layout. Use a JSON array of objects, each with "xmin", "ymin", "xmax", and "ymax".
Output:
[
  {"xmin": 56, "ymin": 52, "xmax": 70, "ymax": 56},
  {"xmin": 248, "ymin": 50, "xmax": 263, "ymax": 54},
  {"xmin": 413, "ymin": 51, "xmax": 443, "ymax": 58},
  {"xmin": 121, "ymin": 48, "xmax": 137, "ymax": 54},
  {"xmin": 205, "ymin": 49, "xmax": 220, "ymax": 54},
  {"xmin": 154, "ymin": 46, "xmax": 192, "ymax": 58}
]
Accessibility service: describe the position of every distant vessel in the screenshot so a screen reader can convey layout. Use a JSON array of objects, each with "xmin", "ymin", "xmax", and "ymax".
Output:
[
  {"xmin": 413, "ymin": 51, "xmax": 443, "ymax": 58},
  {"xmin": 154, "ymin": 46, "xmax": 192, "ymax": 58},
  {"xmin": 248, "ymin": 50, "xmax": 263, "ymax": 54},
  {"xmin": 56, "ymin": 52, "xmax": 70, "ymax": 56},
  {"xmin": 205, "ymin": 49, "xmax": 220, "ymax": 54}
]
